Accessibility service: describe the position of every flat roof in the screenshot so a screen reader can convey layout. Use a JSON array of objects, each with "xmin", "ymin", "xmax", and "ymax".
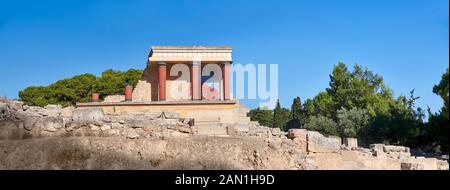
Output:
[{"xmin": 151, "ymin": 46, "xmax": 232, "ymax": 50}]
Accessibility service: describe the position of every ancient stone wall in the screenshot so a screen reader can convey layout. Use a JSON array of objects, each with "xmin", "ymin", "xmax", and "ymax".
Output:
[
  {"xmin": 0, "ymin": 98, "xmax": 448, "ymax": 170},
  {"xmin": 132, "ymin": 64, "xmax": 158, "ymax": 102}
]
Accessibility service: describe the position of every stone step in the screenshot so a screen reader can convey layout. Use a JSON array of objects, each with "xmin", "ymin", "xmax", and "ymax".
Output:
[
  {"xmin": 195, "ymin": 121, "xmax": 222, "ymax": 126},
  {"xmin": 195, "ymin": 117, "xmax": 221, "ymax": 122},
  {"xmin": 194, "ymin": 116, "xmax": 222, "ymax": 126},
  {"xmin": 192, "ymin": 126, "xmax": 228, "ymax": 136}
]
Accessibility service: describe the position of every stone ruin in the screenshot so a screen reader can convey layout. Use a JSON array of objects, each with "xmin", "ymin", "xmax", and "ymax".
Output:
[{"xmin": 0, "ymin": 97, "xmax": 448, "ymax": 170}]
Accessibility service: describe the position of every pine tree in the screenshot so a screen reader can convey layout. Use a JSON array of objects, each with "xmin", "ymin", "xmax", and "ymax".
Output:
[
  {"xmin": 273, "ymin": 100, "xmax": 290, "ymax": 130},
  {"xmin": 286, "ymin": 97, "xmax": 302, "ymax": 130},
  {"xmin": 291, "ymin": 97, "xmax": 302, "ymax": 120}
]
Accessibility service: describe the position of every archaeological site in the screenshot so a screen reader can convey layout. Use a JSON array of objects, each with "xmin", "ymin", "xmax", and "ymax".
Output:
[{"xmin": 0, "ymin": 46, "xmax": 447, "ymax": 170}]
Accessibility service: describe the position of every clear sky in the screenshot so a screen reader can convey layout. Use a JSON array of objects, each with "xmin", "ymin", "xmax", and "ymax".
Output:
[{"xmin": 0, "ymin": 0, "xmax": 448, "ymax": 113}]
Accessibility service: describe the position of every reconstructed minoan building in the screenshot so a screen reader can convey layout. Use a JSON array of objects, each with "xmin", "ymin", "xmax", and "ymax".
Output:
[{"xmin": 77, "ymin": 46, "xmax": 251, "ymax": 126}]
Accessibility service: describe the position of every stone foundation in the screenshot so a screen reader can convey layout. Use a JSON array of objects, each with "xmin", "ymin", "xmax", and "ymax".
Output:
[
  {"xmin": 1, "ymin": 98, "xmax": 448, "ymax": 170},
  {"xmin": 76, "ymin": 100, "xmax": 247, "ymax": 125}
]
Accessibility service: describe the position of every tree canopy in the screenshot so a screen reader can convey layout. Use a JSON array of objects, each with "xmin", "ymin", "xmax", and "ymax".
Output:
[
  {"xmin": 249, "ymin": 62, "xmax": 448, "ymax": 153},
  {"xmin": 19, "ymin": 69, "xmax": 143, "ymax": 107}
]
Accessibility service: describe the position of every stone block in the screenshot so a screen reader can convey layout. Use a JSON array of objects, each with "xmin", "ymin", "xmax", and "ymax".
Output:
[
  {"xmin": 125, "ymin": 119, "xmax": 156, "ymax": 128},
  {"xmin": 61, "ymin": 106, "xmax": 74, "ymax": 118},
  {"xmin": 370, "ymin": 144, "xmax": 385, "ymax": 152},
  {"xmin": 13, "ymin": 110, "xmax": 40, "ymax": 131},
  {"xmin": 38, "ymin": 105, "xmax": 62, "ymax": 117},
  {"xmin": 383, "ymin": 145, "xmax": 407, "ymax": 153},
  {"xmin": 288, "ymin": 129, "xmax": 307, "ymax": 139},
  {"xmin": 162, "ymin": 111, "xmax": 180, "ymax": 119},
  {"xmin": 370, "ymin": 144, "xmax": 386, "ymax": 157},
  {"xmin": 35, "ymin": 116, "xmax": 64, "ymax": 132},
  {"xmin": 0, "ymin": 102, "xmax": 11, "ymax": 120},
  {"xmin": 288, "ymin": 129, "xmax": 308, "ymax": 152},
  {"xmin": 72, "ymin": 108, "xmax": 105, "ymax": 125},
  {"xmin": 342, "ymin": 138, "xmax": 358, "ymax": 148},
  {"xmin": 307, "ymin": 131, "xmax": 341, "ymax": 153},
  {"xmin": 10, "ymin": 100, "xmax": 24, "ymax": 111},
  {"xmin": 292, "ymin": 138, "xmax": 307, "ymax": 152}
]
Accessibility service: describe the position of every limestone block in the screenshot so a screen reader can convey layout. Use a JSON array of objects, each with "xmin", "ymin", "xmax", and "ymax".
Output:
[
  {"xmin": 307, "ymin": 131, "xmax": 341, "ymax": 153},
  {"xmin": 40, "ymin": 104, "xmax": 62, "ymax": 117},
  {"xmin": 13, "ymin": 110, "xmax": 40, "ymax": 131},
  {"xmin": 12, "ymin": 101, "xmax": 24, "ymax": 110},
  {"xmin": 132, "ymin": 80, "xmax": 152, "ymax": 102},
  {"xmin": 26, "ymin": 106, "xmax": 58, "ymax": 117},
  {"xmin": 413, "ymin": 157, "xmax": 439, "ymax": 170},
  {"xmin": 61, "ymin": 106, "xmax": 74, "ymax": 118},
  {"xmin": 292, "ymin": 138, "xmax": 307, "ymax": 152},
  {"xmin": 288, "ymin": 129, "xmax": 307, "ymax": 139},
  {"xmin": 288, "ymin": 129, "xmax": 307, "ymax": 152},
  {"xmin": 0, "ymin": 103, "xmax": 11, "ymax": 120},
  {"xmin": 125, "ymin": 119, "xmax": 157, "ymax": 128},
  {"xmin": 72, "ymin": 108, "xmax": 105, "ymax": 125},
  {"xmin": 343, "ymin": 138, "xmax": 358, "ymax": 148},
  {"xmin": 370, "ymin": 144, "xmax": 385, "ymax": 152},
  {"xmin": 162, "ymin": 111, "xmax": 180, "ymax": 119},
  {"xmin": 35, "ymin": 116, "xmax": 64, "ymax": 132},
  {"xmin": 383, "ymin": 145, "xmax": 407, "ymax": 153}
]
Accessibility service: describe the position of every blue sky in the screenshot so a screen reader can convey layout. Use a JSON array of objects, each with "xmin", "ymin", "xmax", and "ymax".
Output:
[{"xmin": 0, "ymin": 0, "xmax": 448, "ymax": 113}]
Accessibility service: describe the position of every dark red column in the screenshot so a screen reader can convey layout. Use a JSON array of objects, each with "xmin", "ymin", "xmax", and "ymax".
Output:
[
  {"xmin": 191, "ymin": 62, "xmax": 201, "ymax": 100},
  {"xmin": 158, "ymin": 62, "xmax": 167, "ymax": 101},
  {"xmin": 222, "ymin": 62, "xmax": 231, "ymax": 100}
]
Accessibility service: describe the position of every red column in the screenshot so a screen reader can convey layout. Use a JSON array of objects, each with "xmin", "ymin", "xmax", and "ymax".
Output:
[
  {"xmin": 191, "ymin": 62, "xmax": 201, "ymax": 100},
  {"xmin": 158, "ymin": 62, "xmax": 167, "ymax": 101},
  {"xmin": 124, "ymin": 84, "xmax": 133, "ymax": 101},
  {"xmin": 91, "ymin": 93, "xmax": 99, "ymax": 102},
  {"xmin": 222, "ymin": 62, "xmax": 231, "ymax": 100}
]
